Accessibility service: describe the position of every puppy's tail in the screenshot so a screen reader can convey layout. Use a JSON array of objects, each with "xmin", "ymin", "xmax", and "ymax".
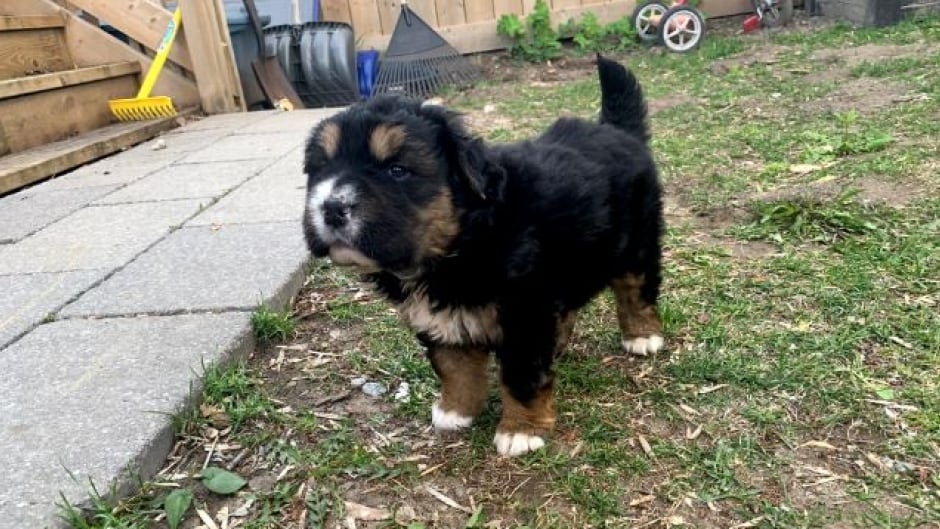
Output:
[{"xmin": 596, "ymin": 54, "xmax": 649, "ymax": 143}]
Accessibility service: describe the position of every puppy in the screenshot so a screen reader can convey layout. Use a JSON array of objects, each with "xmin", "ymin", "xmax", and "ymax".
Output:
[{"xmin": 302, "ymin": 56, "xmax": 664, "ymax": 456}]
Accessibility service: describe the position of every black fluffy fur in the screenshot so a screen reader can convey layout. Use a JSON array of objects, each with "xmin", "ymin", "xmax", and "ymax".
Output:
[{"xmin": 303, "ymin": 56, "xmax": 663, "ymax": 406}]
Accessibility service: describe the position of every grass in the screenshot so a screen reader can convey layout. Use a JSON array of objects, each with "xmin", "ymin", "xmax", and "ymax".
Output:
[{"xmin": 62, "ymin": 15, "xmax": 940, "ymax": 529}]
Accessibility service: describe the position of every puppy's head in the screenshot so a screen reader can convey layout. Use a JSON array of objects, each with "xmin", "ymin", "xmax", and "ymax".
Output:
[{"xmin": 302, "ymin": 95, "xmax": 503, "ymax": 275}]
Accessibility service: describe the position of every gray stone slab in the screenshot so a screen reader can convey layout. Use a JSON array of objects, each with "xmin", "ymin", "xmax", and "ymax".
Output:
[
  {"xmin": 234, "ymin": 107, "xmax": 341, "ymax": 135},
  {"xmin": 179, "ymin": 132, "xmax": 304, "ymax": 164},
  {"xmin": 61, "ymin": 221, "xmax": 309, "ymax": 317},
  {"xmin": 180, "ymin": 110, "xmax": 279, "ymax": 132},
  {"xmin": 0, "ymin": 312, "xmax": 253, "ymax": 529},
  {"xmin": 0, "ymin": 270, "xmax": 107, "ymax": 348},
  {"xmin": 94, "ymin": 159, "xmax": 273, "ymax": 205},
  {"xmin": 0, "ymin": 185, "xmax": 117, "ymax": 243},
  {"xmin": 0, "ymin": 200, "xmax": 203, "ymax": 275},
  {"xmin": 187, "ymin": 147, "xmax": 306, "ymax": 226}
]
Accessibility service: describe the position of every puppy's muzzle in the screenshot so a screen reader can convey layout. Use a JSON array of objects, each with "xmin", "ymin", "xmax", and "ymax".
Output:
[{"xmin": 322, "ymin": 198, "xmax": 354, "ymax": 229}]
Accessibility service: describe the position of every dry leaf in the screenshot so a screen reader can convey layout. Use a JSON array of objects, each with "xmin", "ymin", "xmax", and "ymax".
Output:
[
  {"xmin": 344, "ymin": 501, "xmax": 391, "ymax": 521},
  {"xmin": 800, "ymin": 440, "xmax": 837, "ymax": 451},
  {"xmin": 686, "ymin": 424, "xmax": 703, "ymax": 440},
  {"xmin": 637, "ymin": 435, "xmax": 654, "ymax": 457},
  {"xmin": 629, "ymin": 494, "xmax": 655, "ymax": 507},
  {"xmin": 789, "ymin": 163, "xmax": 822, "ymax": 174},
  {"xmin": 425, "ymin": 486, "xmax": 471, "ymax": 513},
  {"xmin": 698, "ymin": 384, "xmax": 728, "ymax": 394},
  {"xmin": 678, "ymin": 403, "xmax": 701, "ymax": 416},
  {"xmin": 196, "ymin": 508, "xmax": 220, "ymax": 529},
  {"xmin": 888, "ymin": 336, "xmax": 913, "ymax": 349}
]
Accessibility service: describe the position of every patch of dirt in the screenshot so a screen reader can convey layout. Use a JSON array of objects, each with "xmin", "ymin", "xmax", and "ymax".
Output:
[
  {"xmin": 753, "ymin": 174, "xmax": 921, "ymax": 208},
  {"xmin": 811, "ymin": 43, "xmax": 933, "ymax": 68},
  {"xmin": 812, "ymin": 77, "xmax": 911, "ymax": 115}
]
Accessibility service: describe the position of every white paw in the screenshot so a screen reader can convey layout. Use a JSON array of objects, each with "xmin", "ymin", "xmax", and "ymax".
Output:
[
  {"xmin": 493, "ymin": 431, "xmax": 546, "ymax": 456},
  {"xmin": 431, "ymin": 402, "xmax": 473, "ymax": 430},
  {"xmin": 622, "ymin": 335, "xmax": 664, "ymax": 356}
]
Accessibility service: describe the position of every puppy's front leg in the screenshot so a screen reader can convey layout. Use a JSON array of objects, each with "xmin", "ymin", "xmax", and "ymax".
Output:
[
  {"xmin": 493, "ymin": 311, "xmax": 558, "ymax": 456},
  {"xmin": 428, "ymin": 346, "xmax": 490, "ymax": 430}
]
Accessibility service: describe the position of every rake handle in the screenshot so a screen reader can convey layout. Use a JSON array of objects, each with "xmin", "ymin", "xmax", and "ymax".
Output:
[{"xmin": 137, "ymin": 6, "xmax": 182, "ymax": 99}]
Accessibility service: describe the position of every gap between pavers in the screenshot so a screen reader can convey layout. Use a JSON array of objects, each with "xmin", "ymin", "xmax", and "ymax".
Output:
[
  {"xmin": 0, "ymin": 313, "xmax": 254, "ymax": 529},
  {"xmin": 0, "ymin": 186, "xmax": 119, "ymax": 244}
]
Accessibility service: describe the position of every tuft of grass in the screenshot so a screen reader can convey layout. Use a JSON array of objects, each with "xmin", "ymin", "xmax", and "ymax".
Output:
[{"xmin": 250, "ymin": 305, "xmax": 295, "ymax": 343}]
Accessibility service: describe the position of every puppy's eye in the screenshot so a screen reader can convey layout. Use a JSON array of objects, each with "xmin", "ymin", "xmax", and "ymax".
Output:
[{"xmin": 387, "ymin": 165, "xmax": 408, "ymax": 180}]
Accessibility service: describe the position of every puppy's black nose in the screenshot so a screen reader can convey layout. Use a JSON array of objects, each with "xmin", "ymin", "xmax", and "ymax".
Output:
[{"xmin": 323, "ymin": 199, "xmax": 350, "ymax": 228}]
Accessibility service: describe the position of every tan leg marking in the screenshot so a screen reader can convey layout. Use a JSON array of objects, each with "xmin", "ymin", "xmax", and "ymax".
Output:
[
  {"xmin": 430, "ymin": 347, "xmax": 490, "ymax": 430},
  {"xmin": 611, "ymin": 273, "xmax": 664, "ymax": 356},
  {"xmin": 318, "ymin": 122, "xmax": 341, "ymax": 158},
  {"xmin": 494, "ymin": 379, "xmax": 555, "ymax": 456}
]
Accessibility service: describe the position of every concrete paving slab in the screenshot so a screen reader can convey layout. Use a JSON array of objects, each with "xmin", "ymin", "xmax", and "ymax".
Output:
[
  {"xmin": 0, "ymin": 312, "xmax": 253, "ymax": 529},
  {"xmin": 0, "ymin": 270, "xmax": 107, "ymax": 348},
  {"xmin": 0, "ymin": 200, "xmax": 204, "ymax": 275},
  {"xmin": 94, "ymin": 159, "xmax": 273, "ymax": 205},
  {"xmin": 233, "ymin": 108, "xmax": 340, "ymax": 135},
  {"xmin": 187, "ymin": 147, "xmax": 306, "ymax": 226},
  {"xmin": 179, "ymin": 132, "xmax": 304, "ymax": 164},
  {"xmin": 179, "ymin": 110, "xmax": 279, "ymax": 132},
  {"xmin": 62, "ymin": 221, "xmax": 309, "ymax": 317},
  {"xmin": 0, "ymin": 186, "xmax": 117, "ymax": 243}
]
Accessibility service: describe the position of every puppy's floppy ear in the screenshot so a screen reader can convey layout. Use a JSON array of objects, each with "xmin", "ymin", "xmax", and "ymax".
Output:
[
  {"xmin": 456, "ymin": 136, "xmax": 505, "ymax": 202},
  {"xmin": 417, "ymin": 103, "xmax": 504, "ymax": 202}
]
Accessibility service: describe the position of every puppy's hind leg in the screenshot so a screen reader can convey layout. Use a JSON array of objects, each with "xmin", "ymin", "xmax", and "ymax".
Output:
[
  {"xmin": 428, "ymin": 346, "xmax": 490, "ymax": 430},
  {"xmin": 611, "ymin": 273, "xmax": 664, "ymax": 356}
]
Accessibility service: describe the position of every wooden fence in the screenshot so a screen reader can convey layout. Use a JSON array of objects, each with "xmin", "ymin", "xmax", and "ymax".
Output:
[{"xmin": 317, "ymin": 0, "xmax": 755, "ymax": 53}]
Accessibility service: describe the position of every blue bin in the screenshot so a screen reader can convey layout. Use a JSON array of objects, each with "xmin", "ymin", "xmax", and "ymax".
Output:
[{"xmin": 357, "ymin": 50, "xmax": 379, "ymax": 100}]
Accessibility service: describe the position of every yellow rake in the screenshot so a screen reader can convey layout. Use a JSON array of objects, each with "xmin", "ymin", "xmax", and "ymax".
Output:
[{"xmin": 109, "ymin": 6, "xmax": 181, "ymax": 121}]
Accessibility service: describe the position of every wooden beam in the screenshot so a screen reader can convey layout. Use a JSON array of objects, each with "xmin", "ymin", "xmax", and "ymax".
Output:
[
  {"xmin": 178, "ymin": 0, "xmax": 245, "ymax": 114},
  {"xmin": 0, "ymin": 61, "xmax": 139, "ymax": 99},
  {"xmin": 0, "ymin": 15, "xmax": 65, "ymax": 31},
  {"xmin": 0, "ymin": 114, "xmax": 184, "ymax": 195},
  {"xmin": 59, "ymin": 0, "xmax": 194, "ymax": 73},
  {"xmin": 2, "ymin": 0, "xmax": 201, "ymax": 110},
  {"xmin": 0, "ymin": 26, "xmax": 73, "ymax": 80}
]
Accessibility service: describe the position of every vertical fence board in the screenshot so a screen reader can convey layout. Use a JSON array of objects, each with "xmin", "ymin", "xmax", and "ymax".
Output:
[
  {"xmin": 435, "ymin": 0, "xmax": 468, "ymax": 25},
  {"xmin": 320, "ymin": 0, "xmax": 353, "ymax": 23},
  {"xmin": 465, "ymin": 0, "xmax": 495, "ymax": 22},
  {"xmin": 349, "ymin": 0, "xmax": 383, "ymax": 35},
  {"xmin": 493, "ymin": 0, "xmax": 524, "ymax": 15}
]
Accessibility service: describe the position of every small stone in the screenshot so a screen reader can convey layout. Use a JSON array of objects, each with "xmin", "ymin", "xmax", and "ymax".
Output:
[
  {"xmin": 361, "ymin": 382, "xmax": 387, "ymax": 397},
  {"xmin": 151, "ymin": 138, "xmax": 167, "ymax": 151},
  {"xmin": 350, "ymin": 376, "xmax": 367, "ymax": 387},
  {"xmin": 483, "ymin": 104, "xmax": 497, "ymax": 114},
  {"xmin": 393, "ymin": 382, "xmax": 410, "ymax": 402}
]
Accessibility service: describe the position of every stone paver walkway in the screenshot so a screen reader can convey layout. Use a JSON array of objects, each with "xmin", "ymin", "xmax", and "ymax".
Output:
[{"xmin": 0, "ymin": 108, "xmax": 336, "ymax": 529}]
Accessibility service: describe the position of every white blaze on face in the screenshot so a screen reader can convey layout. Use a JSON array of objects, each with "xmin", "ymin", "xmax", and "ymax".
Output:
[
  {"xmin": 308, "ymin": 177, "xmax": 337, "ymax": 243},
  {"xmin": 332, "ymin": 183, "xmax": 360, "ymax": 238}
]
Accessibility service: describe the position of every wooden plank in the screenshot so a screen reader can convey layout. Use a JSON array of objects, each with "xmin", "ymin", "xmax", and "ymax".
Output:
[
  {"xmin": 375, "ymin": 0, "xmax": 399, "ymax": 35},
  {"xmin": 0, "ymin": 62, "xmax": 139, "ymax": 99},
  {"xmin": 552, "ymin": 0, "xmax": 582, "ymax": 9},
  {"xmin": 522, "ymin": 0, "xmax": 537, "ymax": 14},
  {"xmin": 493, "ymin": 0, "xmax": 524, "ymax": 15},
  {"xmin": 349, "ymin": 0, "xmax": 383, "ymax": 38},
  {"xmin": 701, "ymin": 0, "xmax": 753, "ymax": 17},
  {"xmin": 0, "ymin": 15, "xmax": 65, "ymax": 31},
  {"xmin": 60, "ymin": 0, "xmax": 194, "ymax": 73},
  {"xmin": 179, "ymin": 0, "xmax": 244, "ymax": 114},
  {"xmin": 436, "ymin": 0, "xmax": 467, "ymax": 26},
  {"xmin": 408, "ymin": 0, "xmax": 440, "ymax": 25},
  {"xmin": 0, "ymin": 114, "xmax": 183, "ymax": 195},
  {"xmin": 0, "ymin": 74, "xmax": 139, "ymax": 153},
  {"xmin": 3, "ymin": 0, "xmax": 201, "ymax": 110},
  {"xmin": 319, "ymin": 0, "xmax": 353, "ymax": 23},
  {"xmin": 0, "ymin": 27, "xmax": 73, "ymax": 80},
  {"xmin": 465, "ymin": 0, "xmax": 495, "ymax": 22}
]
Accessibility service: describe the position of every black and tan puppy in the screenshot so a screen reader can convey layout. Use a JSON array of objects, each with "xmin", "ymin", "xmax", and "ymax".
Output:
[{"xmin": 302, "ymin": 56, "xmax": 664, "ymax": 456}]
